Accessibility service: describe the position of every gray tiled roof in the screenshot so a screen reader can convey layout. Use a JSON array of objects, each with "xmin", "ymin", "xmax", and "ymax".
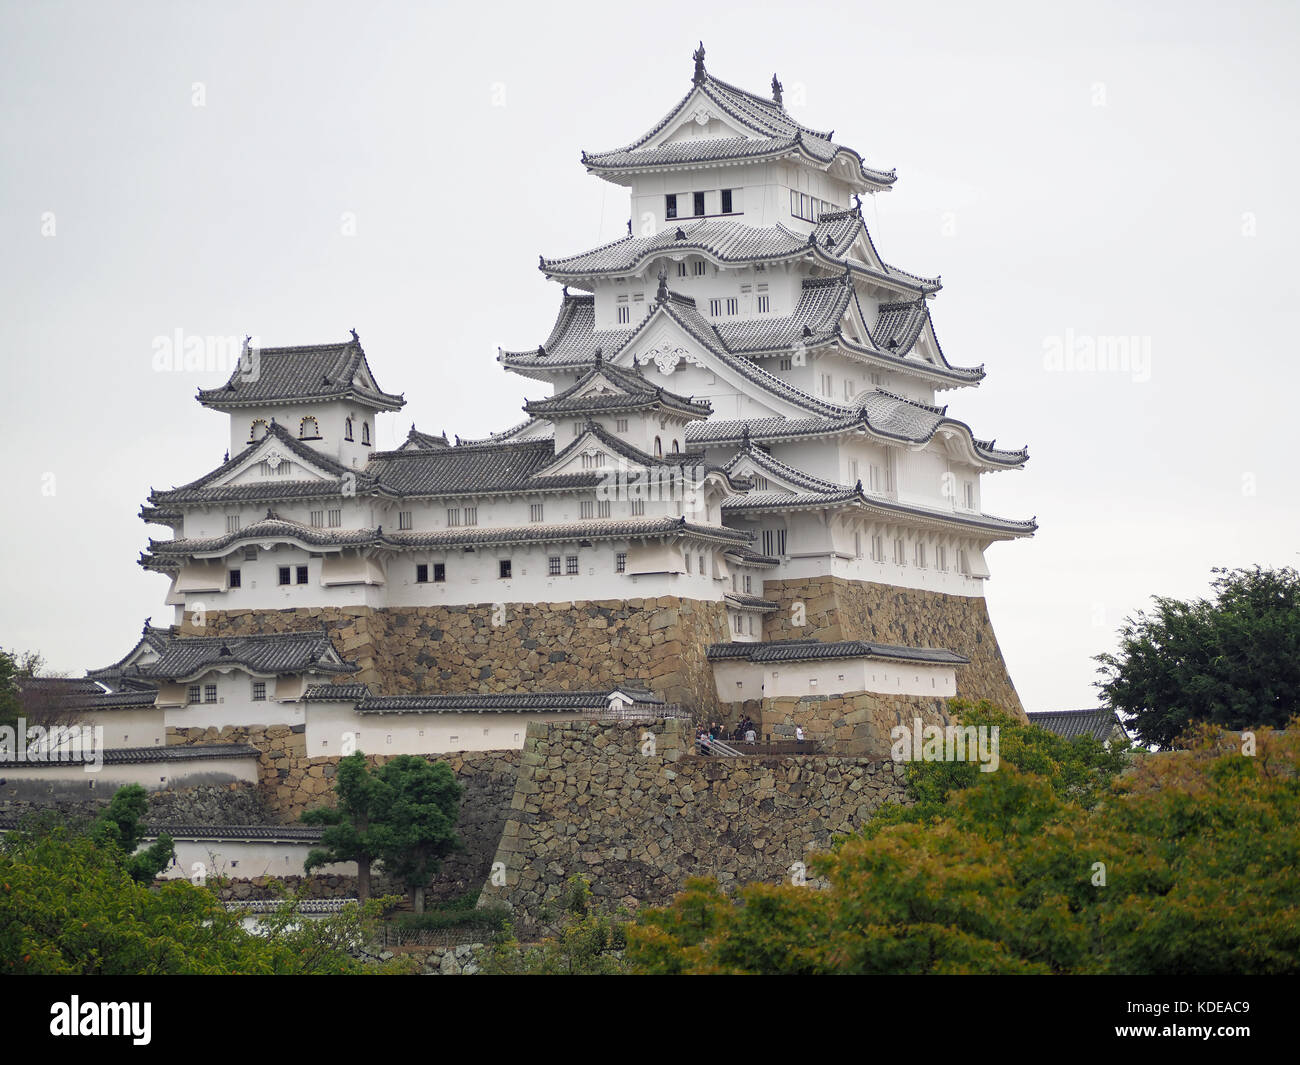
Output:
[
  {"xmin": 367, "ymin": 438, "xmax": 599, "ymax": 497},
  {"xmin": 723, "ymin": 592, "xmax": 778, "ymax": 611},
  {"xmin": 389, "ymin": 515, "xmax": 753, "ymax": 549},
  {"xmin": 143, "ymin": 511, "xmax": 753, "ymax": 566},
  {"xmin": 197, "ymin": 336, "xmax": 404, "ymax": 410},
  {"xmin": 581, "ymin": 72, "xmax": 896, "ymax": 189},
  {"xmin": 129, "ymin": 631, "xmax": 355, "ymax": 680},
  {"xmin": 542, "ymin": 219, "xmax": 810, "ymax": 276},
  {"xmin": 524, "ymin": 356, "xmax": 711, "ymax": 419},
  {"xmin": 1028, "ymin": 708, "xmax": 1129, "ymax": 742},
  {"xmin": 723, "ymin": 545, "xmax": 780, "ymax": 567},
  {"xmin": 706, "ymin": 638, "xmax": 968, "ymax": 666},
  {"xmin": 87, "ymin": 623, "xmax": 175, "ymax": 681},
  {"xmin": 686, "ymin": 393, "xmax": 1031, "ymax": 467},
  {"xmin": 719, "ymin": 483, "xmax": 1037, "ymax": 536},
  {"xmin": 64, "ymin": 688, "xmax": 160, "ymax": 710},
  {"xmin": 355, "ymin": 687, "xmax": 665, "ymax": 715},
  {"xmin": 0, "ymin": 743, "xmax": 261, "ymax": 768},
  {"xmin": 501, "ymin": 289, "xmax": 976, "ymax": 415},
  {"xmin": 301, "ymin": 683, "xmax": 373, "ymax": 702},
  {"xmin": 225, "ymin": 898, "xmax": 356, "ymax": 913},
  {"xmin": 402, "ymin": 426, "xmax": 451, "ymax": 449},
  {"xmin": 148, "ymin": 422, "xmax": 376, "ymax": 507},
  {"xmin": 150, "ymin": 824, "xmax": 327, "ymax": 842}
]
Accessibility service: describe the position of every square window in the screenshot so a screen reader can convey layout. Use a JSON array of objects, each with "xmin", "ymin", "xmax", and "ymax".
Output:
[
  {"xmin": 433, "ymin": 563, "xmax": 446, "ymax": 582},
  {"xmin": 566, "ymin": 555, "xmax": 578, "ymax": 575},
  {"xmin": 225, "ymin": 515, "xmax": 240, "ymax": 534},
  {"xmin": 328, "ymin": 509, "xmax": 342, "ymax": 527},
  {"xmin": 310, "ymin": 510, "xmax": 324, "ymax": 527},
  {"xmin": 615, "ymin": 418, "xmax": 628, "ymax": 432},
  {"xmin": 464, "ymin": 506, "xmax": 478, "ymax": 526},
  {"xmin": 549, "ymin": 556, "xmax": 561, "ymax": 576},
  {"xmin": 252, "ymin": 681, "xmax": 266, "ymax": 701},
  {"xmin": 693, "ymin": 191, "xmax": 705, "ymax": 216},
  {"xmin": 278, "ymin": 567, "xmax": 291, "ymax": 586},
  {"xmin": 499, "ymin": 559, "xmax": 512, "ymax": 579},
  {"xmin": 665, "ymin": 193, "xmax": 677, "ymax": 219},
  {"xmin": 204, "ymin": 684, "xmax": 217, "ymax": 704},
  {"xmin": 229, "ymin": 569, "xmax": 241, "ymax": 588},
  {"xmin": 416, "ymin": 563, "xmax": 429, "ymax": 583},
  {"xmin": 296, "ymin": 565, "xmax": 309, "ymax": 584}
]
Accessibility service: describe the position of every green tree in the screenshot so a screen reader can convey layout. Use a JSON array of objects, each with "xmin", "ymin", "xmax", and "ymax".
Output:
[
  {"xmin": 90, "ymin": 783, "xmax": 174, "ymax": 882},
  {"xmin": 370, "ymin": 756, "xmax": 462, "ymax": 914},
  {"xmin": 627, "ymin": 714, "xmax": 1300, "ymax": 975},
  {"xmin": 482, "ymin": 875, "xmax": 630, "ymax": 975},
  {"xmin": 0, "ymin": 815, "xmax": 412, "ymax": 974},
  {"xmin": 302, "ymin": 752, "xmax": 384, "ymax": 902},
  {"xmin": 1095, "ymin": 565, "xmax": 1300, "ymax": 748}
]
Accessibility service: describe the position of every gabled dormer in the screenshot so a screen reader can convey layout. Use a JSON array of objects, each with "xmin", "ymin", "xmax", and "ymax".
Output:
[
  {"xmin": 525, "ymin": 352, "xmax": 710, "ymax": 457},
  {"xmin": 580, "ymin": 45, "xmax": 896, "ymax": 236},
  {"xmin": 197, "ymin": 332, "xmax": 405, "ymax": 468}
]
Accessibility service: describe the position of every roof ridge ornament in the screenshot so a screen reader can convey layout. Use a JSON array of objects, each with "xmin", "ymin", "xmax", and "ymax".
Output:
[
  {"xmin": 692, "ymin": 42, "xmax": 706, "ymax": 85},
  {"xmin": 771, "ymin": 74, "xmax": 783, "ymax": 106},
  {"xmin": 350, "ymin": 328, "xmax": 359, "ymax": 343},
  {"xmin": 656, "ymin": 267, "xmax": 669, "ymax": 303}
]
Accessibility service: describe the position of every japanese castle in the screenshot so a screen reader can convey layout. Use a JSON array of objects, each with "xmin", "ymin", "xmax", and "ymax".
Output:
[{"xmin": 74, "ymin": 45, "xmax": 1035, "ymax": 752}]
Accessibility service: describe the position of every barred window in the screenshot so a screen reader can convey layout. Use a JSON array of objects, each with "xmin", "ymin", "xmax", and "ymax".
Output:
[
  {"xmin": 204, "ymin": 684, "xmax": 217, "ymax": 704},
  {"xmin": 433, "ymin": 563, "xmax": 446, "ymax": 582},
  {"xmin": 327, "ymin": 509, "xmax": 341, "ymax": 527},
  {"xmin": 416, "ymin": 563, "xmax": 429, "ymax": 583},
  {"xmin": 530, "ymin": 504, "xmax": 544, "ymax": 522},
  {"xmin": 464, "ymin": 506, "xmax": 478, "ymax": 526},
  {"xmin": 229, "ymin": 569, "xmax": 241, "ymax": 588},
  {"xmin": 549, "ymin": 556, "xmax": 561, "ymax": 576},
  {"xmin": 310, "ymin": 510, "xmax": 324, "ymax": 527},
  {"xmin": 251, "ymin": 681, "xmax": 266, "ymax": 701},
  {"xmin": 187, "ymin": 684, "xmax": 200, "ymax": 704},
  {"xmin": 597, "ymin": 500, "xmax": 611, "ymax": 518},
  {"xmin": 580, "ymin": 500, "xmax": 595, "ymax": 519},
  {"xmin": 566, "ymin": 555, "xmax": 579, "ymax": 575},
  {"xmin": 225, "ymin": 515, "xmax": 240, "ymax": 534},
  {"xmin": 398, "ymin": 511, "xmax": 412, "ymax": 530},
  {"xmin": 296, "ymin": 565, "xmax": 309, "ymax": 584},
  {"xmin": 616, "ymin": 552, "xmax": 627, "ymax": 574}
]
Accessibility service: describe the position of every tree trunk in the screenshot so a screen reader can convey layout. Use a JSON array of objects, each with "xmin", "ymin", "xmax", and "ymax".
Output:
[
  {"xmin": 413, "ymin": 885, "xmax": 425, "ymax": 914},
  {"xmin": 357, "ymin": 859, "xmax": 372, "ymax": 904}
]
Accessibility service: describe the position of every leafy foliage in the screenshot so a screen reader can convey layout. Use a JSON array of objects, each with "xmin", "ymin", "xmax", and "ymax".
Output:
[
  {"xmin": 0, "ymin": 797, "xmax": 413, "ymax": 974},
  {"xmin": 1096, "ymin": 565, "xmax": 1300, "ymax": 747},
  {"xmin": 482, "ymin": 876, "xmax": 630, "ymax": 975},
  {"xmin": 302, "ymin": 752, "xmax": 463, "ymax": 911},
  {"xmin": 628, "ymin": 711, "xmax": 1300, "ymax": 975},
  {"xmin": 89, "ymin": 783, "xmax": 174, "ymax": 882}
]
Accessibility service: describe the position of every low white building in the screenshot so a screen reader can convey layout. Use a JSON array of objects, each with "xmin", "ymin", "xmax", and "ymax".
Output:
[{"xmin": 708, "ymin": 639, "xmax": 967, "ymax": 702}]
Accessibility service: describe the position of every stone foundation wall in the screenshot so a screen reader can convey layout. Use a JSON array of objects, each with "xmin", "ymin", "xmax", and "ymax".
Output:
[
  {"xmin": 168, "ymin": 725, "xmax": 519, "ymax": 904},
  {"xmin": 0, "ymin": 782, "xmax": 270, "ymax": 829},
  {"xmin": 480, "ymin": 718, "xmax": 910, "ymax": 932},
  {"xmin": 760, "ymin": 577, "xmax": 1025, "ymax": 717},
  {"xmin": 755, "ymin": 692, "xmax": 955, "ymax": 757},
  {"xmin": 185, "ymin": 597, "xmax": 730, "ymax": 715}
]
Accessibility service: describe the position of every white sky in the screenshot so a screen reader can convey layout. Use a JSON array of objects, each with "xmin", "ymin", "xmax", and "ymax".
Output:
[{"xmin": 2, "ymin": 0, "xmax": 1296, "ymax": 711}]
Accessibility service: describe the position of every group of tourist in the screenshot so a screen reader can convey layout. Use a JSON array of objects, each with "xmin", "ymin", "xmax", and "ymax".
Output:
[{"xmin": 700, "ymin": 718, "xmax": 759, "ymax": 745}]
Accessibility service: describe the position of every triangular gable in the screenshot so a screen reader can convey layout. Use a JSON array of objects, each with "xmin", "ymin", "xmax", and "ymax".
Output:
[
  {"xmin": 222, "ymin": 434, "xmax": 345, "ymax": 487},
  {"xmin": 649, "ymin": 87, "xmax": 756, "ymax": 148},
  {"xmin": 615, "ymin": 306, "xmax": 841, "ymax": 420},
  {"xmin": 535, "ymin": 426, "xmax": 655, "ymax": 480},
  {"xmin": 724, "ymin": 447, "xmax": 842, "ymax": 495}
]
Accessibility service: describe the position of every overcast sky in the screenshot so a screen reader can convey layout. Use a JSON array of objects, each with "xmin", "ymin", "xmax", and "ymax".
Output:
[{"xmin": 2, "ymin": 0, "xmax": 1296, "ymax": 711}]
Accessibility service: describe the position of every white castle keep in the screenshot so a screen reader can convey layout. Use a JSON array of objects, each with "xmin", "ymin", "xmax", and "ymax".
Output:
[{"xmin": 60, "ymin": 46, "xmax": 1034, "ymax": 757}]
